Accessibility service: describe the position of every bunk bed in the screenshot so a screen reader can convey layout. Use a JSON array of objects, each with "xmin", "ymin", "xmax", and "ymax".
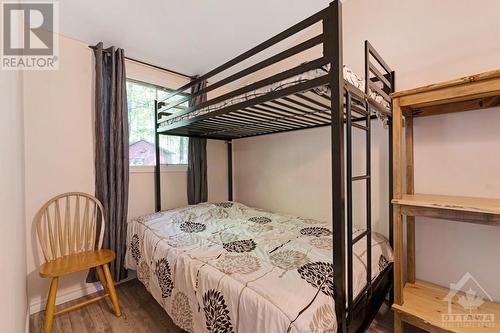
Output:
[{"xmin": 125, "ymin": 1, "xmax": 395, "ymax": 332}]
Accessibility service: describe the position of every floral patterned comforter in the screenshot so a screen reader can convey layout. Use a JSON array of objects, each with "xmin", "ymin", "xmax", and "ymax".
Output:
[{"xmin": 125, "ymin": 202, "xmax": 393, "ymax": 333}]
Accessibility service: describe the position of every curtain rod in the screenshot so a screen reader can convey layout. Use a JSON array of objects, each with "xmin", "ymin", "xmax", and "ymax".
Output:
[{"xmin": 88, "ymin": 45, "xmax": 195, "ymax": 80}]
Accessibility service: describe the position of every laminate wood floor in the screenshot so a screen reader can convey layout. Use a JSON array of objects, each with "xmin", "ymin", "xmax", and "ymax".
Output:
[{"xmin": 30, "ymin": 279, "xmax": 424, "ymax": 333}]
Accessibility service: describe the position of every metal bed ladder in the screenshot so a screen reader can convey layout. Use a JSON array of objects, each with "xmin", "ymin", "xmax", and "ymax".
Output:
[{"xmin": 345, "ymin": 91, "xmax": 372, "ymax": 324}]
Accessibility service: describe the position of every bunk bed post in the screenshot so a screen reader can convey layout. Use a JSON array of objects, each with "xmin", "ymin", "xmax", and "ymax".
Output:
[
  {"xmin": 389, "ymin": 71, "xmax": 396, "ymax": 248},
  {"xmin": 325, "ymin": 1, "xmax": 346, "ymax": 332},
  {"xmin": 345, "ymin": 92, "xmax": 353, "ymax": 325},
  {"xmin": 227, "ymin": 140, "xmax": 233, "ymax": 201},
  {"xmin": 345, "ymin": 91, "xmax": 354, "ymax": 325},
  {"xmin": 154, "ymin": 100, "xmax": 162, "ymax": 212},
  {"xmin": 388, "ymin": 71, "xmax": 396, "ymax": 305},
  {"xmin": 366, "ymin": 103, "xmax": 372, "ymax": 296},
  {"xmin": 389, "ymin": 71, "xmax": 396, "ymax": 247},
  {"xmin": 363, "ymin": 40, "xmax": 373, "ymax": 301}
]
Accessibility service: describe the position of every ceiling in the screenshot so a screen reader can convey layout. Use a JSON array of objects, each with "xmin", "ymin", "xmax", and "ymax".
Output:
[
  {"xmin": 60, "ymin": 0, "xmax": 500, "ymax": 88},
  {"xmin": 59, "ymin": 0, "xmax": 331, "ymax": 76}
]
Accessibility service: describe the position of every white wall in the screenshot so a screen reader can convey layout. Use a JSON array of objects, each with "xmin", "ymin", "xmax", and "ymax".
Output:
[
  {"xmin": 24, "ymin": 34, "xmax": 228, "ymax": 314},
  {"xmin": 234, "ymin": 118, "xmax": 389, "ymax": 236},
  {"xmin": 24, "ymin": 34, "xmax": 98, "ymax": 314},
  {"xmin": 234, "ymin": 0, "xmax": 500, "ymax": 301},
  {"xmin": 0, "ymin": 67, "xmax": 28, "ymax": 331}
]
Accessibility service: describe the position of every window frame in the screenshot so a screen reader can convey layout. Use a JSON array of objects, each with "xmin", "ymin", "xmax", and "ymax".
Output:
[
  {"xmin": 126, "ymin": 78, "xmax": 190, "ymax": 170},
  {"xmin": 129, "ymin": 164, "xmax": 188, "ymax": 174}
]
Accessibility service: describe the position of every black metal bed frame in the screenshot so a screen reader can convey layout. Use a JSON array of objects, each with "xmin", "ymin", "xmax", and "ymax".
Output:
[{"xmin": 152, "ymin": 1, "xmax": 395, "ymax": 332}]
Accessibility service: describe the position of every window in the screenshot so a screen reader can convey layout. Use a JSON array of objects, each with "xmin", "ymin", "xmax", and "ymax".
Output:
[{"xmin": 127, "ymin": 79, "xmax": 189, "ymax": 166}]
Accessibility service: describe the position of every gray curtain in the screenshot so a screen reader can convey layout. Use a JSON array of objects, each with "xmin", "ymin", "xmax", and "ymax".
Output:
[
  {"xmin": 87, "ymin": 42, "xmax": 129, "ymax": 282},
  {"xmin": 187, "ymin": 78, "xmax": 208, "ymax": 205}
]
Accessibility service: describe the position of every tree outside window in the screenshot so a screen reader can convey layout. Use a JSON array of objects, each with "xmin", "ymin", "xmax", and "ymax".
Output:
[{"xmin": 127, "ymin": 79, "xmax": 188, "ymax": 166}]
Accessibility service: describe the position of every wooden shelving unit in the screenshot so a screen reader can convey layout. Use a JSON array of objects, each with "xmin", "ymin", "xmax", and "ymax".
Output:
[{"xmin": 391, "ymin": 69, "xmax": 500, "ymax": 333}]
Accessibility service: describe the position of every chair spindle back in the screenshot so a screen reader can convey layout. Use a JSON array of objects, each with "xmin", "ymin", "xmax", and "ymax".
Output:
[{"xmin": 35, "ymin": 192, "xmax": 105, "ymax": 263}]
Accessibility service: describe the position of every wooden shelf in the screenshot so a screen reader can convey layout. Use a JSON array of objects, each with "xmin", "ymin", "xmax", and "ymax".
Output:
[
  {"xmin": 391, "ymin": 69, "xmax": 500, "ymax": 116},
  {"xmin": 391, "ymin": 69, "xmax": 500, "ymax": 332},
  {"xmin": 392, "ymin": 194, "xmax": 500, "ymax": 215},
  {"xmin": 392, "ymin": 194, "xmax": 500, "ymax": 226},
  {"xmin": 393, "ymin": 281, "xmax": 500, "ymax": 333}
]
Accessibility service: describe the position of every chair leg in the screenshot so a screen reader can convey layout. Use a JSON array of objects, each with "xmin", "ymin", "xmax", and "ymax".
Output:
[
  {"xmin": 102, "ymin": 264, "xmax": 122, "ymax": 317},
  {"xmin": 44, "ymin": 277, "xmax": 58, "ymax": 333},
  {"xmin": 96, "ymin": 266, "xmax": 109, "ymax": 294}
]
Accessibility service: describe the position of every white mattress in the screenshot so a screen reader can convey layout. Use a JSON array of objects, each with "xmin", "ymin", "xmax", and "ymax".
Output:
[
  {"xmin": 162, "ymin": 65, "xmax": 390, "ymax": 127},
  {"xmin": 125, "ymin": 202, "xmax": 393, "ymax": 333}
]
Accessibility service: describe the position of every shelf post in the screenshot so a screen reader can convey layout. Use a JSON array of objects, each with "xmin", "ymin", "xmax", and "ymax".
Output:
[
  {"xmin": 405, "ymin": 114, "xmax": 416, "ymax": 284},
  {"xmin": 392, "ymin": 97, "xmax": 405, "ymax": 332}
]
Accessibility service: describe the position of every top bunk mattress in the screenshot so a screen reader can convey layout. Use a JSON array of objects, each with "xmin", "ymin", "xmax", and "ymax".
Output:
[
  {"xmin": 160, "ymin": 65, "xmax": 391, "ymax": 128},
  {"xmin": 125, "ymin": 201, "xmax": 393, "ymax": 333}
]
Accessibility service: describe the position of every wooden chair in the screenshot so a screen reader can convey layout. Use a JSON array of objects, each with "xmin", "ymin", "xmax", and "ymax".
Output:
[{"xmin": 35, "ymin": 192, "xmax": 122, "ymax": 333}]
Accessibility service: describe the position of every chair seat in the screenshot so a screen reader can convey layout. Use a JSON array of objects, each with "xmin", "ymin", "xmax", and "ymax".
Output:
[{"xmin": 39, "ymin": 249, "xmax": 115, "ymax": 278}]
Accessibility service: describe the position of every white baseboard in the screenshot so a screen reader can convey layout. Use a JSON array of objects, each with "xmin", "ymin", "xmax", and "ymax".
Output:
[{"xmin": 29, "ymin": 272, "xmax": 137, "ymax": 315}]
